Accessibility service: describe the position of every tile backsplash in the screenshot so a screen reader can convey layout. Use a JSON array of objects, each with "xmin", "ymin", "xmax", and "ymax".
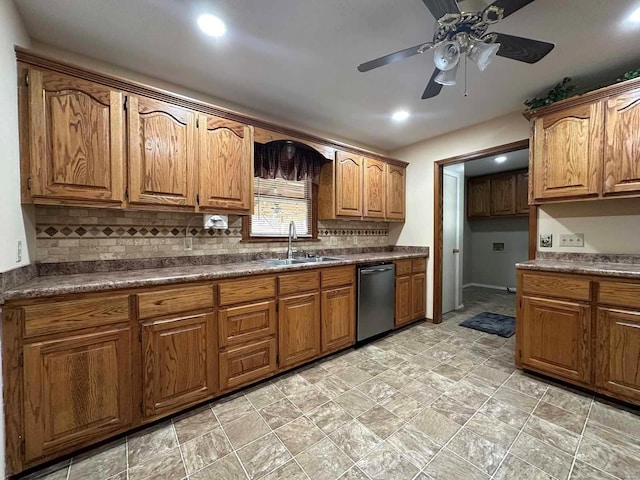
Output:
[{"xmin": 35, "ymin": 206, "xmax": 390, "ymax": 263}]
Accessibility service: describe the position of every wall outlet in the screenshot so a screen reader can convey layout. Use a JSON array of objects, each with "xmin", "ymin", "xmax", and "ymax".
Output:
[
  {"xmin": 330, "ymin": 236, "xmax": 337, "ymax": 246},
  {"xmin": 540, "ymin": 234, "xmax": 553, "ymax": 248},
  {"xmin": 16, "ymin": 240, "xmax": 22, "ymax": 263},
  {"xmin": 184, "ymin": 236, "xmax": 193, "ymax": 251},
  {"xmin": 559, "ymin": 233, "xmax": 584, "ymax": 247},
  {"xmin": 353, "ymin": 236, "xmax": 358, "ymax": 245}
]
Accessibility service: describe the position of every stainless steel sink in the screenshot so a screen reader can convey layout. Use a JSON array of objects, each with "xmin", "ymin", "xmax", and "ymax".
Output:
[{"xmin": 261, "ymin": 257, "xmax": 343, "ymax": 266}]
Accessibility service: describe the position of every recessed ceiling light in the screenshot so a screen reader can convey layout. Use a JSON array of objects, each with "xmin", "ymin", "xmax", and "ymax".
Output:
[
  {"xmin": 197, "ymin": 14, "xmax": 226, "ymax": 37},
  {"xmin": 392, "ymin": 110, "xmax": 410, "ymax": 122},
  {"xmin": 629, "ymin": 6, "xmax": 640, "ymax": 22},
  {"xmin": 494, "ymin": 156, "xmax": 507, "ymax": 163}
]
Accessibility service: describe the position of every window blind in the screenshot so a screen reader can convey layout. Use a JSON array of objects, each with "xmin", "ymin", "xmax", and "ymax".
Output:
[{"xmin": 251, "ymin": 176, "xmax": 313, "ymax": 237}]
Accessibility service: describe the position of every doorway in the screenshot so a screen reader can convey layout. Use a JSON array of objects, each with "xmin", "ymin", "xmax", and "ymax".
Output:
[{"xmin": 433, "ymin": 140, "xmax": 537, "ymax": 323}]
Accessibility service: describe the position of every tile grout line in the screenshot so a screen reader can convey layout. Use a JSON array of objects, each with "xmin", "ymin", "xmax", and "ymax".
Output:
[
  {"xmin": 171, "ymin": 419, "xmax": 190, "ymax": 480},
  {"xmin": 125, "ymin": 435, "xmax": 130, "ymax": 480},
  {"xmin": 65, "ymin": 457, "xmax": 73, "ymax": 480},
  {"xmin": 209, "ymin": 403, "xmax": 252, "ymax": 480},
  {"xmin": 566, "ymin": 397, "xmax": 594, "ymax": 480}
]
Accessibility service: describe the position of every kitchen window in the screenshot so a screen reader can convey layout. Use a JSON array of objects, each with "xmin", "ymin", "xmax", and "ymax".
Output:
[{"xmin": 242, "ymin": 176, "xmax": 319, "ymax": 241}]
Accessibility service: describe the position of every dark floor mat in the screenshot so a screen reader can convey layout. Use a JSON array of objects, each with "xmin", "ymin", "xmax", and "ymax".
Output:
[{"xmin": 459, "ymin": 312, "xmax": 515, "ymax": 338}]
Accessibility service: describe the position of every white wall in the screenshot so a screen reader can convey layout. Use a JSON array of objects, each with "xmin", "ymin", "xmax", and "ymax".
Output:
[
  {"xmin": 0, "ymin": 1, "xmax": 33, "ymax": 274},
  {"xmin": 390, "ymin": 111, "xmax": 530, "ymax": 318},
  {"xmin": 538, "ymin": 198, "xmax": 640, "ymax": 254},
  {"xmin": 464, "ymin": 217, "xmax": 529, "ymax": 288}
]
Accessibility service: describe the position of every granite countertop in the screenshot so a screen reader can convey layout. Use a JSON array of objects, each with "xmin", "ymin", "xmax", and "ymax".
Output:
[
  {"xmin": 516, "ymin": 258, "xmax": 640, "ymax": 280},
  {"xmin": 4, "ymin": 251, "xmax": 428, "ymax": 301}
]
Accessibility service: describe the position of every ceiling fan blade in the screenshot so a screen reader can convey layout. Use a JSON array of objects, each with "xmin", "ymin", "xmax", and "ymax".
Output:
[
  {"xmin": 422, "ymin": 68, "xmax": 444, "ymax": 99},
  {"xmin": 486, "ymin": 0, "xmax": 536, "ymax": 18},
  {"xmin": 494, "ymin": 33, "xmax": 554, "ymax": 64},
  {"xmin": 357, "ymin": 43, "xmax": 432, "ymax": 72},
  {"xmin": 422, "ymin": 0, "xmax": 460, "ymax": 20}
]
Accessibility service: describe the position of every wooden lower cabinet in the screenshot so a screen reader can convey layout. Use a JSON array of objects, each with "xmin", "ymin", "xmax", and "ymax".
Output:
[
  {"xmin": 219, "ymin": 337, "xmax": 277, "ymax": 391},
  {"xmin": 278, "ymin": 293, "xmax": 321, "ymax": 368},
  {"xmin": 395, "ymin": 275, "xmax": 412, "ymax": 326},
  {"xmin": 519, "ymin": 296, "xmax": 591, "ymax": 383},
  {"xmin": 321, "ymin": 286, "xmax": 355, "ymax": 353},
  {"xmin": 23, "ymin": 327, "xmax": 132, "ymax": 463},
  {"xmin": 141, "ymin": 313, "xmax": 216, "ymax": 419},
  {"xmin": 596, "ymin": 308, "xmax": 640, "ymax": 403},
  {"xmin": 218, "ymin": 301, "xmax": 276, "ymax": 348},
  {"xmin": 395, "ymin": 258, "xmax": 427, "ymax": 327},
  {"xmin": 411, "ymin": 273, "xmax": 427, "ymax": 320}
]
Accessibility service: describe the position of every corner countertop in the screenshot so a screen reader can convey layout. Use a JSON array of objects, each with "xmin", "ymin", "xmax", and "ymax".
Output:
[
  {"xmin": 4, "ymin": 251, "xmax": 429, "ymax": 301},
  {"xmin": 516, "ymin": 257, "xmax": 640, "ymax": 280}
]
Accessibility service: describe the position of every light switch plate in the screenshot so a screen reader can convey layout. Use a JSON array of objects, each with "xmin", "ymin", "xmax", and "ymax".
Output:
[
  {"xmin": 540, "ymin": 234, "xmax": 552, "ymax": 248},
  {"xmin": 330, "ymin": 236, "xmax": 338, "ymax": 246},
  {"xmin": 559, "ymin": 233, "xmax": 584, "ymax": 247}
]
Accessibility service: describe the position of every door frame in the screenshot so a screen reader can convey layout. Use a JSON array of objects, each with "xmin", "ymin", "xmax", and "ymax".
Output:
[{"xmin": 433, "ymin": 139, "xmax": 535, "ymax": 324}]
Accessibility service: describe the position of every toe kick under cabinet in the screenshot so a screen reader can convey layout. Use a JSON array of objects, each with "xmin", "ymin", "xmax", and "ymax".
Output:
[
  {"xmin": 1, "ymin": 265, "xmax": 357, "ymax": 476},
  {"xmin": 516, "ymin": 270, "xmax": 640, "ymax": 407}
]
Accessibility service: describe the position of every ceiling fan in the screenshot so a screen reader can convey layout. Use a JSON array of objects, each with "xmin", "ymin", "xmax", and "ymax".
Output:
[{"xmin": 357, "ymin": 0, "xmax": 555, "ymax": 99}]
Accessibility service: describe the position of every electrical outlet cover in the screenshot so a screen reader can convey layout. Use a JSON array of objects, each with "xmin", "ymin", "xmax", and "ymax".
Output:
[
  {"xmin": 540, "ymin": 234, "xmax": 552, "ymax": 248},
  {"xmin": 559, "ymin": 233, "xmax": 584, "ymax": 247}
]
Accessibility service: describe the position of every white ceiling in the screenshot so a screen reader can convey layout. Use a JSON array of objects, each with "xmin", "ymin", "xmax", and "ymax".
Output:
[
  {"xmin": 14, "ymin": 0, "xmax": 640, "ymax": 151},
  {"xmin": 459, "ymin": 148, "xmax": 529, "ymax": 177}
]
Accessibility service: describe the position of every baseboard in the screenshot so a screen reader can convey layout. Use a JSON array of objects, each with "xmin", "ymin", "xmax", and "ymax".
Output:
[{"xmin": 463, "ymin": 283, "xmax": 508, "ymax": 291}]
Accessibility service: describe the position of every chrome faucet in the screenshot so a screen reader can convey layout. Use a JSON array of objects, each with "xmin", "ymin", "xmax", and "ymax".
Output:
[{"xmin": 287, "ymin": 221, "xmax": 298, "ymax": 259}]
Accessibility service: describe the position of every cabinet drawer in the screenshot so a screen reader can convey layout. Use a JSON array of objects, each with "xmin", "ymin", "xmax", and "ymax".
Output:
[
  {"xmin": 218, "ymin": 276, "xmax": 276, "ymax": 306},
  {"xmin": 279, "ymin": 270, "xmax": 320, "ymax": 295},
  {"xmin": 395, "ymin": 260, "xmax": 412, "ymax": 276},
  {"xmin": 219, "ymin": 301, "xmax": 276, "ymax": 348},
  {"xmin": 521, "ymin": 272, "xmax": 590, "ymax": 301},
  {"xmin": 23, "ymin": 296, "xmax": 130, "ymax": 338},
  {"xmin": 598, "ymin": 281, "xmax": 640, "ymax": 309},
  {"xmin": 412, "ymin": 258, "xmax": 427, "ymax": 273},
  {"xmin": 137, "ymin": 285, "xmax": 215, "ymax": 320},
  {"xmin": 219, "ymin": 338, "xmax": 277, "ymax": 391},
  {"xmin": 321, "ymin": 266, "xmax": 355, "ymax": 288}
]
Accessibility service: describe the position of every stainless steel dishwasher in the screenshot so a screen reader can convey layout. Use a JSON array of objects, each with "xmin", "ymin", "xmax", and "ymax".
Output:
[{"xmin": 357, "ymin": 263, "xmax": 395, "ymax": 342}]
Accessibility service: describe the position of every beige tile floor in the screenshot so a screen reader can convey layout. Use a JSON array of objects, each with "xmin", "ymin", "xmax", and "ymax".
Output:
[{"xmin": 20, "ymin": 286, "xmax": 640, "ymax": 480}]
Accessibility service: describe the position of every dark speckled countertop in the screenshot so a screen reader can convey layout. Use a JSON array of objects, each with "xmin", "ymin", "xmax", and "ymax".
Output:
[
  {"xmin": 516, "ymin": 252, "xmax": 640, "ymax": 280},
  {"xmin": 4, "ymin": 251, "xmax": 428, "ymax": 301}
]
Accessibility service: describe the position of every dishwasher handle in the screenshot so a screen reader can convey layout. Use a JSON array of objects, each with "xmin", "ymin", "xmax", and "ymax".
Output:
[{"xmin": 360, "ymin": 266, "xmax": 394, "ymax": 274}]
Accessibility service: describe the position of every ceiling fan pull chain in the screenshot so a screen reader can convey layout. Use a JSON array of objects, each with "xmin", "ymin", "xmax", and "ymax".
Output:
[{"xmin": 464, "ymin": 54, "xmax": 468, "ymax": 97}]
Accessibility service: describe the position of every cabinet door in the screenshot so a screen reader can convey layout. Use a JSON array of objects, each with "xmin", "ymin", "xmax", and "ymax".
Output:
[
  {"xmin": 386, "ymin": 164, "xmax": 406, "ymax": 221},
  {"xmin": 519, "ymin": 296, "xmax": 590, "ymax": 383},
  {"xmin": 279, "ymin": 292, "xmax": 321, "ymax": 368},
  {"xmin": 127, "ymin": 96, "xmax": 197, "ymax": 207},
  {"xmin": 596, "ymin": 308, "xmax": 640, "ymax": 403},
  {"xmin": 28, "ymin": 69, "xmax": 124, "ymax": 204},
  {"xmin": 395, "ymin": 275, "xmax": 412, "ymax": 327},
  {"xmin": 411, "ymin": 273, "xmax": 427, "ymax": 320},
  {"xmin": 198, "ymin": 114, "xmax": 253, "ymax": 212},
  {"xmin": 363, "ymin": 158, "xmax": 386, "ymax": 218},
  {"xmin": 321, "ymin": 286, "xmax": 355, "ymax": 353},
  {"xmin": 467, "ymin": 177, "xmax": 490, "ymax": 218},
  {"xmin": 532, "ymin": 102, "xmax": 603, "ymax": 200},
  {"xmin": 490, "ymin": 174, "xmax": 516, "ymax": 216},
  {"xmin": 604, "ymin": 90, "xmax": 640, "ymax": 195},
  {"xmin": 142, "ymin": 314, "xmax": 216, "ymax": 419},
  {"xmin": 23, "ymin": 327, "xmax": 132, "ymax": 462},
  {"xmin": 336, "ymin": 151, "xmax": 363, "ymax": 217},
  {"xmin": 220, "ymin": 338, "xmax": 277, "ymax": 391},
  {"xmin": 516, "ymin": 172, "xmax": 530, "ymax": 215}
]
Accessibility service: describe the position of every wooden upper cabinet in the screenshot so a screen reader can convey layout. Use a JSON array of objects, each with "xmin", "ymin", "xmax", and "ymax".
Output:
[
  {"xmin": 467, "ymin": 177, "xmax": 490, "ymax": 218},
  {"xmin": 386, "ymin": 164, "xmax": 406, "ymax": 221},
  {"xmin": 278, "ymin": 292, "xmax": 321, "ymax": 368},
  {"xmin": 519, "ymin": 296, "xmax": 591, "ymax": 384},
  {"xmin": 516, "ymin": 172, "xmax": 530, "ymax": 215},
  {"xmin": 127, "ymin": 96, "xmax": 197, "ymax": 207},
  {"xmin": 363, "ymin": 158, "xmax": 386, "ymax": 218},
  {"xmin": 141, "ymin": 313, "xmax": 216, "ymax": 420},
  {"xmin": 490, "ymin": 174, "xmax": 516, "ymax": 216},
  {"xmin": 603, "ymin": 89, "xmax": 640, "ymax": 195},
  {"xmin": 27, "ymin": 69, "xmax": 125, "ymax": 205},
  {"xmin": 335, "ymin": 151, "xmax": 363, "ymax": 217},
  {"xmin": 23, "ymin": 327, "xmax": 132, "ymax": 462},
  {"xmin": 532, "ymin": 102, "xmax": 603, "ymax": 201},
  {"xmin": 198, "ymin": 115, "xmax": 253, "ymax": 213},
  {"xmin": 596, "ymin": 307, "xmax": 640, "ymax": 403}
]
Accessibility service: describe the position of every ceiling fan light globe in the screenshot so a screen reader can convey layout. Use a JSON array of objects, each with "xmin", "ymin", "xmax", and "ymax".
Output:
[
  {"xmin": 468, "ymin": 41, "xmax": 500, "ymax": 71},
  {"xmin": 433, "ymin": 41, "xmax": 461, "ymax": 71},
  {"xmin": 435, "ymin": 63, "xmax": 459, "ymax": 86}
]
